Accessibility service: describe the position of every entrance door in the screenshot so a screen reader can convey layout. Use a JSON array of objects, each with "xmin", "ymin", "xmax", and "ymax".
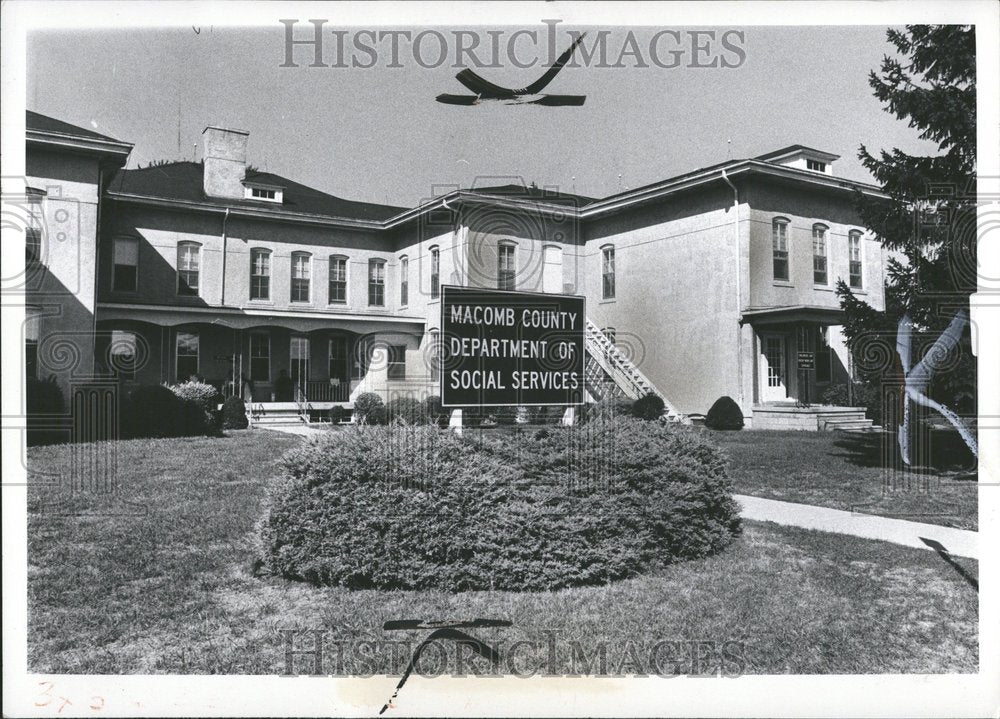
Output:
[
  {"xmin": 760, "ymin": 334, "xmax": 788, "ymax": 403},
  {"xmin": 290, "ymin": 336, "xmax": 310, "ymax": 394}
]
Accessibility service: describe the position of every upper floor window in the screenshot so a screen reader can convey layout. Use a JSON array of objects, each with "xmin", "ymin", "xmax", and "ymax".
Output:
[
  {"xmin": 601, "ymin": 246, "xmax": 615, "ymax": 299},
  {"xmin": 812, "ymin": 224, "xmax": 828, "ymax": 285},
  {"xmin": 806, "ymin": 159, "xmax": 826, "ymax": 172},
  {"xmin": 177, "ymin": 242, "xmax": 200, "ymax": 296},
  {"xmin": 368, "ymin": 258, "xmax": 386, "ymax": 307},
  {"xmin": 399, "ymin": 256, "xmax": 409, "ymax": 306},
  {"xmin": 328, "ymin": 255, "xmax": 347, "ymax": 304},
  {"xmin": 244, "ymin": 185, "xmax": 283, "ymax": 203},
  {"xmin": 176, "ymin": 331, "xmax": 199, "ymax": 381},
  {"xmin": 250, "ymin": 248, "xmax": 270, "ymax": 300},
  {"xmin": 109, "ymin": 329, "xmax": 137, "ymax": 380},
  {"xmin": 113, "ymin": 237, "xmax": 139, "ymax": 292},
  {"xmin": 291, "ymin": 252, "xmax": 311, "ymax": 303},
  {"xmin": 498, "ymin": 243, "xmax": 516, "ymax": 291},
  {"xmin": 430, "ymin": 247, "xmax": 440, "ymax": 300},
  {"xmin": 848, "ymin": 231, "xmax": 863, "ymax": 289},
  {"xmin": 772, "ymin": 219, "xmax": 789, "ymax": 281}
]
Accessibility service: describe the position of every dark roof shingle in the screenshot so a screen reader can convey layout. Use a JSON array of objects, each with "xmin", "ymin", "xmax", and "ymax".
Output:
[{"xmin": 27, "ymin": 110, "xmax": 124, "ymax": 143}]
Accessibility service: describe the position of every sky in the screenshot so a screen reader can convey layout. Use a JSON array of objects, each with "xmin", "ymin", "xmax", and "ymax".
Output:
[{"xmin": 27, "ymin": 23, "xmax": 941, "ymax": 208}]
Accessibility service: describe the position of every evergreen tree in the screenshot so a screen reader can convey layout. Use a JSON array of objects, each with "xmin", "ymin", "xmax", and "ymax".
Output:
[{"xmin": 837, "ymin": 25, "xmax": 977, "ymax": 420}]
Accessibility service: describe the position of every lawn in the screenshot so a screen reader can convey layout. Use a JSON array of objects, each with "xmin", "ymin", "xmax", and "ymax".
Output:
[
  {"xmin": 27, "ymin": 430, "xmax": 977, "ymax": 676},
  {"xmin": 706, "ymin": 428, "xmax": 979, "ymax": 530}
]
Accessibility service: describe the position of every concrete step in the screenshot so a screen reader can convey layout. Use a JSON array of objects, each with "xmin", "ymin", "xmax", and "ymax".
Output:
[{"xmin": 825, "ymin": 420, "xmax": 875, "ymax": 431}]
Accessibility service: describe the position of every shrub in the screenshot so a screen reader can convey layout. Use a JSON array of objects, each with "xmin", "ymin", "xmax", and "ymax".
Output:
[
  {"xmin": 704, "ymin": 396, "xmax": 744, "ymax": 430},
  {"xmin": 120, "ymin": 384, "xmax": 209, "ymax": 439},
  {"xmin": 586, "ymin": 394, "xmax": 633, "ymax": 423},
  {"xmin": 423, "ymin": 395, "xmax": 446, "ymax": 426},
  {"xmin": 170, "ymin": 380, "xmax": 221, "ymax": 429},
  {"xmin": 352, "ymin": 392, "xmax": 386, "ymax": 425},
  {"xmin": 386, "ymin": 396, "xmax": 426, "ymax": 425},
  {"xmin": 223, "ymin": 396, "xmax": 249, "ymax": 429},
  {"xmin": 632, "ymin": 392, "xmax": 665, "ymax": 421},
  {"xmin": 821, "ymin": 383, "xmax": 850, "ymax": 406},
  {"xmin": 328, "ymin": 405, "xmax": 345, "ymax": 424},
  {"xmin": 26, "ymin": 375, "xmax": 66, "ymax": 446},
  {"xmin": 258, "ymin": 417, "xmax": 741, "ymax": 592}
]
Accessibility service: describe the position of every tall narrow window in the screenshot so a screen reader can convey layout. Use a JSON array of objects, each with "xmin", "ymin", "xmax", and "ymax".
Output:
[
  {"xmin": 387, "ymin": 345, "xmax": 406, "ymax": 379},
  {"xmin": 328, "ymin": 336, "xmax": 348, "ymax": 381},
  {"xmin": 368, "ymin": 259, "xmax": 386, "ymax": 306},
  {"xmin": 430, "ymin": 247, "xmax": 440, "ymax": 300},
  {"xmin": 399, "ymin": 256, "xmax": 409, "ymax": 306},
  {"xmin": 249, "ymin": 332, "xmax": 270, "ymax": 383},
  {"xmin": 812, "ymin": 224, "xmax": 828, "ymax": 285},
  {"xmin": 848, "ymin": 231, "xmax": 863, "ymax": 289},
  {"xmin": 113, "ymin": 237, "xmax": 139, "ymax": 292},
  {"xmin": 328, "ymin": 255, "xmax": 347, "ymax": 304},
  {"xmin": 176, "ymin": 331, "xmax": 199, "ymax": 381},
  {"xmin": 250, "ymin": 248, "xmax": 270, "ymax": 300},
  {"xmin": 815, "ymin": 327, "xmax": 832, "ymax": 383},
  {"xmin": 177, "ymin": 242, "xmax": 200, "ymax": 296},
  {"xmin": 291, "ymin": 252, "xmax": 311, "ymax": 303},
  {"xmin": 109, "ymin": 330, "xmax": 137, "ymax": 380},
  {"xmin": 601, "ymin": 246, "xmax": 615, "ymax": 299},
  {"xmin": 497, "ymin": 244, "xmax": 516, "ymax": 290},
  {"xmin": 772, "ymin": 219, "xmax": 789, "ymax": 281}
]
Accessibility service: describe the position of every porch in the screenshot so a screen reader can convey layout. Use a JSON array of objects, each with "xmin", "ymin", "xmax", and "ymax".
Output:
[{"xmin": 751, "ymin": 404, "xmax": 880, "ymax": 432}]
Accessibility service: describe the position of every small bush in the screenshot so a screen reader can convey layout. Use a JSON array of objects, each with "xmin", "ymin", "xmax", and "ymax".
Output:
[
  {"xmin": 386, "ymin": 396, "xmax": 426, "ymax": 425},
  {"xmin": 586, "ymin": 394, "xmax": 633, "ymax": 422},
  {"xmin": 704, "ymin": 396, "xmax": 744, "ymax": 430},
  {"xmin": 26, "ymin": 375, "xmax": 66, "ymax": 446},
  {"xmin": 423, "ymin": 395, "xmax": 447, "ymax": 427},
  {"xmin": 170, "ymin": 380, "xmax": 221, "ymax": 430},
  {"xmin": 328, "ymin": 405, "xmax": 345, "ymax": 424},
  {"xmin": 821, "ymin": 383, "xmax": 850, "ymax": 406},
  {"xmin": 259, "ymin": 417, "xmax": 741, "ymax": 592},
  {"xmin": 352, "ymin": 392, "xmax": 386, "ymax": 425},
  {"xmin": 632, "ymin": 392, "xmax": 665, "ymax": 421},
  {"xmin": 223, "ymin": 396, "xmax": 249, "ymax": 429},
  {"xmin": 120, "ymin": 384, "xmax": 209, "ymax": 439}
]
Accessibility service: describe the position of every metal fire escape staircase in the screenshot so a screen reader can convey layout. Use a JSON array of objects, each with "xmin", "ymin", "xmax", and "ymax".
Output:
[{"xmin": 584, "ymin": 318, "xmax": 688, "ymax": 424}]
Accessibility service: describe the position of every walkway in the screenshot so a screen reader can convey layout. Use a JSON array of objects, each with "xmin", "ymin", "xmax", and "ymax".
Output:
[
  {"xmin": 257, "ymin": 423, "xmax": 328, "ymax": 438},
  {"xmin": 735, "ymin": 494, "xmax": 978, "ymax": 560}
]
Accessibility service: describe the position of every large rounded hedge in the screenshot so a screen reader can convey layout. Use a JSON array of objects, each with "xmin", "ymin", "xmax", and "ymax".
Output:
[{"xmin": 258, "ymin": 417, "xmax": 741, "ymax": 592}]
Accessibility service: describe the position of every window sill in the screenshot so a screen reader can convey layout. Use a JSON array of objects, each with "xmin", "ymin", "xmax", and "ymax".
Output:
[
  {"xmin": 599, "ymin": 298, "xmax": 617, "ymax": 304},
  {"xmin": 247, "ymin": 299, "xmax": 275, "ymax": 306},
  {"xmin": 849, "ymin": 288, "xmax": 868, "ymax": 295},
  {"xmin": 812, "ymin": 285, "xmax": 834, "ymax": 292},
  {"xmin": 327, "ymin": 302, "xmax": 349, "ymax": 309},
  {"xmin": 772, "ymin": 281, "xmax": 794, "ymax": 288}
]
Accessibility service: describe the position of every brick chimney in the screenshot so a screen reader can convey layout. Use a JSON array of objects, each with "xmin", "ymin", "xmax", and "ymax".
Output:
[{"xmin": 201, "ymin": 126, "xmax": 249, "ymax": 199}]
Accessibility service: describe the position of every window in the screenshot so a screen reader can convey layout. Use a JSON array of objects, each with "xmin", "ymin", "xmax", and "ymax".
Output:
[
  {"xmin": 815, "ymin": 327, "xmax": 832, "ymax": 383},
  {"xmin": 430, "ymin": 247, "xmax": 440, "ymax": 300},
  {"xmin": 109, "ymin": 330, "xmax": 137, "ymax": 380},
  {"xmin": 807, "ymin": 159, "xmax": 826, "ymax": 173},
  {"xmin": 812, "ymin": 224, "xmax": 828, "ymax": 285},
  {"xmin": 498, "ymin": 243, "xmax": 516, "ymax": 290},
  {"xmin": 251, "ymin": 187, "xmax": 275, "ymax": 200},
  {"xmin": 328, "ymin": 255, "xmax": 347, "ymax": 304},
  {"xmin": 177, "ymin": 242, "xmax": 200, "ymax": 296},
  {"xmin": 387, "ymin": 344, "xmax": 406, "ymax": 379},
  {"xmin": 848, "ymin": 231, "xmax": 863, "ymax": 288},
  {"xmin": 601, "ymin": 246, "xmax": 615, "ymax": 299},
  {"xmin": 250, "ymin": 248, "xmax": 270, "ymax": 300},
  {"xmin": 249, "ymin": 333, "xmax": 270, "ymax": 382},
  {"xmin": 399, "ymin": 256, "xmax": 409, "ymax": 306},
  {"xmin": 113, "ymin": 237, "xmax": 139, "ymax": 292},
  {"xmin": 176, "ymin": 331, "xmax": 199, "ymax": 381},
  {"xmin": 328, "ymin": 336, "xmax": 348, "ymax": 381},
  {"xmin": 368, "ymin": 258, "xmax": 386, "ymax": 306},
  {"xmin": 772, "ymin": 219, "xmax": 789, "ymax": 281},
  {"xmin": 291, "ymin": 252, "xmax": 311, "ymax": 303}
]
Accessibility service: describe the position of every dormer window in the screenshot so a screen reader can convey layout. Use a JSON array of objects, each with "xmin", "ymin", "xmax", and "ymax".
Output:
[
  {"xmin": 806, "ymin": 159, "xmax": 826, "ymax": 173},
  {"xmin": 243, "ymin": 183, "xmax": 284, "ymax": 203}
]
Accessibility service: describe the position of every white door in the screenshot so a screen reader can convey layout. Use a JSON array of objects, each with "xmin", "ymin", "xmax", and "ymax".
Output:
[
  {"xmin": 290, "ymin": 336, "xmax": 310, "ymax": 392},
  {"xmin": 760, "ymin": 334, "xmax": 788, "ymax": 403}
]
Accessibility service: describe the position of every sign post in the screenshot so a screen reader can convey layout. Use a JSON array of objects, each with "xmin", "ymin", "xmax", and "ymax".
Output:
[
  {"xmin": 797, "ymin": 351, "xmax": 815, "ymax": 406},
  {"xmin": 440, "ymin": 286, "xmax": 586, "ymax": 419}
]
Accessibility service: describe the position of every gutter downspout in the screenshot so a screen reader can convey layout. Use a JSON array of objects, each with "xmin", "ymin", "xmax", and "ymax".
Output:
[
  {"xmin": 721, "ymin": 169, "xmax": 745, "ymax": 410},
  {"xmin": 220, "ymin": 208, "xmax": 231, "ymax": 305}
]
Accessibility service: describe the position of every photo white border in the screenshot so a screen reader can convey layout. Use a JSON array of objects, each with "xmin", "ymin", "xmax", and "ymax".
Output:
[{"xmin": 2, "ymin": 1, "xmax": 998, "ymax": 716}]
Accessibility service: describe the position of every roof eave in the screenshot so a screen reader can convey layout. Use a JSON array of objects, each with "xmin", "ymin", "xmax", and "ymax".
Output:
[{"xmin": 28, "ymin": 130, "xmax": 133, "ymax": 161}]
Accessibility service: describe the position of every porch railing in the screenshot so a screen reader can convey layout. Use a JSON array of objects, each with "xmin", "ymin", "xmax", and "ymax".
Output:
[{"xmin": 297, "ymin": 381, "xmax": 351, "ymax": 403}]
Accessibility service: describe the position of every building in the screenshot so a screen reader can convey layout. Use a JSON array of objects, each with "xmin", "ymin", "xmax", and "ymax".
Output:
[{"xmin": 24, "ymin": 110, "xmax": 888, "ymax": 428}]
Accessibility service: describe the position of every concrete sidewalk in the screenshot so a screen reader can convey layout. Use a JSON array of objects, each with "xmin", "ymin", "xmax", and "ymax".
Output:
[
  {"xmin": 735, "ymin": 494, "xmax": 978, "ymax": 560},
  {"xmin": 257, "ymin": 423, "xmax": 328, "ymax": 438}
]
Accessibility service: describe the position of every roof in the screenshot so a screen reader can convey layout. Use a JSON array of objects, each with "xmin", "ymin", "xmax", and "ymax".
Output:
[
  {"xmin": 108, "ymin": 162, "xmax": 407, "ymax": 222},
  {"xmin": 468, "ymin": 184, "xmax": 596, "ymax": 208},
  {"xmin": 755, "ymin": 145, "xmax": 841, "ymax": 162},
  {"xmin": 27, "ymin": 110, "xmax": 124, "ymax": 143}
]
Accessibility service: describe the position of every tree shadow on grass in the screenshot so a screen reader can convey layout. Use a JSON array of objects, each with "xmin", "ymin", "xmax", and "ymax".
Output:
[{"xmin": 831, "ymin": 428, "xmax": 977, "ymax": 478}]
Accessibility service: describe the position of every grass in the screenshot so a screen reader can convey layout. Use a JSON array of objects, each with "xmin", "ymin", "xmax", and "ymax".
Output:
[
  {"xmin": 705, "ymin": 428, "xmax": 979, "ymax": 530},
  {"xmin": 27, "ymin": 429, "xmax": 977, "ymax": 675}
]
